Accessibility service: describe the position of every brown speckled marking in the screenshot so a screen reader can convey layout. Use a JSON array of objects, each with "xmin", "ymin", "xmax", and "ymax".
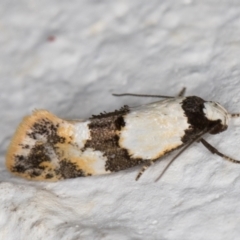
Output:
[
  {"xmin": 6, "ymin": 110, "xmax": 86, "ymax": 181},
  {"xmin": 55, "ymin": 159, "xmax": 85, "ymax": 178},
  {"xmin": 12, "ymin": 144, "xmax": 51, "ymax": 178},
  {"xmin": 84, "ymin": 106, "xmax": 144, "ymax": 172}
]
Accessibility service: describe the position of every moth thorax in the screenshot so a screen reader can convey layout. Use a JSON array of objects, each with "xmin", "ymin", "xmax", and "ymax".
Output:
[{"xmin": 203, "ymin": 101, "xmax": 229, "ymax": 134}]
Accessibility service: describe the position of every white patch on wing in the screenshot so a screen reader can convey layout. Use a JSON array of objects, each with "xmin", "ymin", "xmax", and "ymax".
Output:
[
  {"xmin": 72, "ymin": 121, "xmax": 91, "ymax": 149},
  {"xmin": 80, "ymin": 148, "xmax": 110, "ymax": 175},
  {"xmin": 119, "ymin": 98, "xmax": 190, "ymax": 160}
]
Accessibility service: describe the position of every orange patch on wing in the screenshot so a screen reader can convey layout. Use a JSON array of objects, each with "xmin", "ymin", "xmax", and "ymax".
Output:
[
  {"xmin": 54, "ymin": 143, "xmax": 97, "ymax": 175},
  {"xmin": 57, "ymin": 124, "xmax": 74, "ymax": 143}
]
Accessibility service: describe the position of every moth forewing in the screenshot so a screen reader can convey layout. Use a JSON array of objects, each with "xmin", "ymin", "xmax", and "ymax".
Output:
[{"xmin": 6, "ymin": 93, "xmax": 240, "ymax": 181}]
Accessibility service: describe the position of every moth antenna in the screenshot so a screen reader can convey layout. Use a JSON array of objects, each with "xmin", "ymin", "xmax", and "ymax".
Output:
[
  {"xmin": 178, "ymin": 87, "xmax": 186, "ymax": 97},
  {"xmin": 112, "ymin": 93, "xmax": 174, "ymax": 98},
  {"xmin": 112, "ymin": 87, "xmax": 186, "ymax": 99},
  {"xmin": 154, "ymin": 131, "xmax": 208, "ymax": 182},
  {"xmin": 200, "ymin": 138, "xmax": 240, "ymax": 164},
  {"xmin": 135, "ymin": 160, "xmax": 154, "ymax": 181}
]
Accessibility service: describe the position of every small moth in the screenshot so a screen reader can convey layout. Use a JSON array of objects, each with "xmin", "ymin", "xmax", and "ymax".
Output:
[{"xmin": 6, "ymin": 88, "xmax": 240, "ymax": 181}]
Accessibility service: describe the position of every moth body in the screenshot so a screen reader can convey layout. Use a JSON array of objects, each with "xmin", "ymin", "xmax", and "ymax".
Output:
[{"xmin": 6, "ymin": 96, "xmax": 230, "ymax": 181}]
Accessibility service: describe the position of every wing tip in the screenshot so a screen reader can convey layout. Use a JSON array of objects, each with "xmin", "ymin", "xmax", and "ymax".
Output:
[{"xmin": 5, "ymin": 110, "xmax": 61, "ymax": 181}]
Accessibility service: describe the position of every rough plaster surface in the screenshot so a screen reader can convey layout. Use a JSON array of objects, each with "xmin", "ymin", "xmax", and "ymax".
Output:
[{"xmin": 1, "ymin": 0, "xmax": 240, "ymax": 239}]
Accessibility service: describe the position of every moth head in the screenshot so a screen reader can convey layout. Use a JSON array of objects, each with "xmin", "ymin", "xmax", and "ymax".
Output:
[{"xmin": 203, "ymin": 101, "xmax": 229, "ymax": 134}]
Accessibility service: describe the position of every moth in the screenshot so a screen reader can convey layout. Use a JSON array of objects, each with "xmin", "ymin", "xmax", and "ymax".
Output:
[{"xmin": 6, "ymin": 88, "xmax": 240, "ymax": 181}]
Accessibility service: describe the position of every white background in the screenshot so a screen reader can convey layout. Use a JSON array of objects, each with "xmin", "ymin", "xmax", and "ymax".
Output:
[{"xmin": 1, "ymin": 0, "xmax": 240, "ymax": 239}]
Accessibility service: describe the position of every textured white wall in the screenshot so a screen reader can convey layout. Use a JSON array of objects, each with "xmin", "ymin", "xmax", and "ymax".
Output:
[{"xmin": 1, "ymin": 0, "xmax": 240, "ymax": 239}]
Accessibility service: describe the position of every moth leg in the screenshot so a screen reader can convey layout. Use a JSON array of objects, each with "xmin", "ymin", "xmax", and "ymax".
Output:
[
  {"xmin": 177, "ymin": 87, "xmax": 186, "ymax": 97},
  {"xmin": 200, "ymin": 138, "xmax": 240, "ymax": 163},
  {"xmin": 135, "ymin": 160, "xmax": 154, "ymax": 181},
  {"xmin": 230, "ymin": 113, "xmax": 240, "ymax": 118}
]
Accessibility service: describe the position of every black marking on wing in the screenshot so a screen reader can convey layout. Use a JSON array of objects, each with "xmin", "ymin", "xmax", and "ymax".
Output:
[
  {"xmin": 12, "ymin": 144, "xmax": 51, "ymax": 178},
  {"xmin": 181, "ymin": 96, "xmax": 224, "ymax": 143},
  {"xmin": 54, "ymin": 159, "xmax": 86, "ymax": 178},
  {"xmin": 27, "ymin": 119, "xmax": 65, "ymax": 144},
  {"xmin": 90, "ymin": 105, "xmax": 129, "ymax": 120},
  {"xmin": 84, "ymin": 105, "xmax": 144, "ymax": 172}
]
